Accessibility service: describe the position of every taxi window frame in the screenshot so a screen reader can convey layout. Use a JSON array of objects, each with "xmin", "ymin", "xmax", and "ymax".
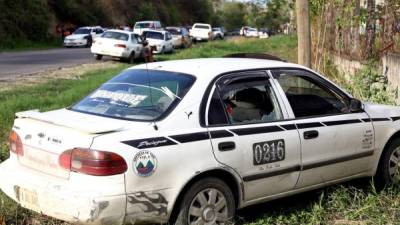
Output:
[
  {"xmin": 270, "ymin": 68, "xmax": 355, "ymax": 119},
  {"xmin": 204, "ymin": 70, "xmax": 285, "ymax": 127}
]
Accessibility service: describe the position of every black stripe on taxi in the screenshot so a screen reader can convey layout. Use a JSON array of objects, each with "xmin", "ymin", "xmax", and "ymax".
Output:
[{"xmin": 121, "ymin": 117, "xmax": 395, "ymax": 148}]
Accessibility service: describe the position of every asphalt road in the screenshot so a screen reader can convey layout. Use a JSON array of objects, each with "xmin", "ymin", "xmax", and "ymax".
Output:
[{"xmin": 0, "ymin": 48, "xmax": 95, "ymax": 78}]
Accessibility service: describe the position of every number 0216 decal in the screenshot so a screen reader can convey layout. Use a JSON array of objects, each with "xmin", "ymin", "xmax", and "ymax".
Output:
[{"xmin": 253, "ymin": 139, "xmax": 285, "ymax": 165}]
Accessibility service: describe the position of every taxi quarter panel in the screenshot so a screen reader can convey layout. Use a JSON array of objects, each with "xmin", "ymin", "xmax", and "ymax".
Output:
[{"xmin": 90, "ymin": 127, "xmax": 221, "ymax": 223}]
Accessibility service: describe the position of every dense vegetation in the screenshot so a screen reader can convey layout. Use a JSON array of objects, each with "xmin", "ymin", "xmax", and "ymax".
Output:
[
  {"xmin": 0, "ymin": 0, "xmax": 293, "ymax": 50},
  {"xmin": 0, "ymin": 0, "xmax": 216, "ymax": 49},
  {"xmin": 0, "ymin": 0, "xmax": 53, "ymax": 49}
]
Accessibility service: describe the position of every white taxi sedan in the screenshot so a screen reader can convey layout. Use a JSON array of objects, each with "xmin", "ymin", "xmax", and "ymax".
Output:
[
  {"xmin": 143, "ymin": 30, "xmax": 174, "ymax": 54},
  {"xmin": 1, "ymin": 56, "xmax": 400, "ymax": 225},
  {"xmin": 91, "ymin": 30, "xmax": 144, "ymax": 63}
]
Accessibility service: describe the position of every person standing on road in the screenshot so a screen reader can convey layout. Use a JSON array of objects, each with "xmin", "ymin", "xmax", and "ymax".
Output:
[{"xmin": 142, "ymin": 40, "xmax": 154, "ymax": 63}]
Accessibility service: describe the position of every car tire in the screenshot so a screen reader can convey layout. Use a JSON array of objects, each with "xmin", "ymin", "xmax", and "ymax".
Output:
[
  {"xmin": 375, "ymin": 138, "xmax": 400, "ymax": 188},
  {"xmin": 94, "ymin": 54, "xmax": 103, "ymax": 61},
  {"xmin": 174, "ymin": 177, "xmax": 235, "ymax": 225},
  {"xmin": 128, "ymin": 52, "xmax": 136, "ymax": 64}
]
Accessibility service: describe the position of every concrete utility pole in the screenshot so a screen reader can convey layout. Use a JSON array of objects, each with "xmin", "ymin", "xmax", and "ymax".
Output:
[{"xmin": 296, "ymin": 0, "xmax": 311, "ymax": 68}]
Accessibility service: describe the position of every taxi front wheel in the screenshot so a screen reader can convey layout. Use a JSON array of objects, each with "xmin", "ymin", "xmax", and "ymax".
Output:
[
  {"xmin": 174, "ymin": 177, "xmax": 235, "ymax": 225},
  {"xmin": 375, "ymin": 138, "xmax": 400, "ymax": 188}
]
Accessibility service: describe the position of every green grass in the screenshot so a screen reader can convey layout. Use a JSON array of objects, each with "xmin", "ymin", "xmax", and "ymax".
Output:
[
  {"xmin": 0, "ymin": 38, "xmax": 63, "ymax": 52},
  {"xmin": 158, "ymin": 36, "xmax": 297, "ymax": 63},
  {"xmin": 238, "ymin": 180, "xmax": 400, "ymax": 225},
  {"xmin": 1, "ymin": 35, "xmax": 399, "ymax": 225}
]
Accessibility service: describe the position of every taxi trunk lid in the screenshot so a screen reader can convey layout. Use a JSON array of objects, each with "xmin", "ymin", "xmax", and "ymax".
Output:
[
  {"xmin": 13, "ymin": 109, "xmax": 125, "ymax": 179},
  {"xmin": 95, "ymin": 37, "xmax": 127, "ymax": 50}
]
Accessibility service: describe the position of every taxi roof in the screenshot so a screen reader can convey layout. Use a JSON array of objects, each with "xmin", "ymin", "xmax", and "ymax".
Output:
[{"xmin": 130, "ymin": 58, "xmax": 306, "ymax": 82}]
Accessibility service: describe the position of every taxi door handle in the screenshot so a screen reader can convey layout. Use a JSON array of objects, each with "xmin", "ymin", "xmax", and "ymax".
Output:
[
  {"xmin": 304, "ymin": 130, "xmax": 319, "ymax": 139},
  {"xmin": 218, "ymin": 142, "xmax": 236, "ymax": 151}
]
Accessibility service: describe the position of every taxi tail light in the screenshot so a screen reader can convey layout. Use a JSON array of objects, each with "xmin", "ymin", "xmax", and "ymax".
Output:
[
  {"xmin": 59, "ymin": 148, "xmax": 127, "ymax": 176},
  {"xmin": 114, "ymin": 44, "xmax": 126, "ymax": 48},
  {"xmin": 9, "ymin": 131, "xmax": 24, "ymax": 156}
]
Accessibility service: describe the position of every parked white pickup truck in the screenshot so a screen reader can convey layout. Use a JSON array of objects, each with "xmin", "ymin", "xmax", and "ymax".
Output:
[{"xmin": 190, "ymin": 23, "xmax": 212, "ymax": 41}]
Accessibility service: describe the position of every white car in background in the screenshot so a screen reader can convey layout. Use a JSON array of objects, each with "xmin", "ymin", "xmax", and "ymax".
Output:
[
  {"xmin": 212, "ymin": 27, "xmax": 225, "ymax": 40},
  {"xmin": 190, "ymin": 23, "xmax": 212, "ymax": 41},
  {"xmin": 244, "ymin": 27, "xmax": 259, "ymax": 37},
  {"xmin": 143, "ymin": 30, "xmax": 174, "ymax": 54},
  {"xmin": 91, "ymin": 30, "xmax": 144, "ymax": 63},
  {"xmin": 133, "ymin": 21, "xmax": 162, "ymax": 36},
  {"xmin": 63, "ymin": 26, "xmax": 104, "ymax": 48},
  {"xmin": 258, "ymin": 28, "xmax": 270, "ymax": 39},
  {"xmin": 2, "ymin": 55, "xmax": 400, "ymax": 225},
  {"xmin": 165, "ymin": 27, "xmax": 192, "ymax": 48}
]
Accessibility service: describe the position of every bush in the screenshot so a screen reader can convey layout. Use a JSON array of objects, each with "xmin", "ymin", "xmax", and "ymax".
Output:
[
  {"xmin": 352, "ymin": 61, "xmax": 396, "ymax": 104},
  {"xmin": 0, "ymin": 0, "xmax": 51, "ymax": 42}
]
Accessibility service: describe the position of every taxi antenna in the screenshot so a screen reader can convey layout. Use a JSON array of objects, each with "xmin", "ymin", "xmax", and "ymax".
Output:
[{"xmin": 145, "ymin": 61, "xmax": 158, "ymax": 131}]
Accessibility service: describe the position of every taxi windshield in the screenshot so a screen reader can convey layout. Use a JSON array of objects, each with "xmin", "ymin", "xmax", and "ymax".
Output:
[
  {"xmin": 74, "ymin": 28, "xmax": 90, "ymax": 34},
  {"xmin": 135, "ymin": 23, "xmax": 152, "ymax": 29},
  {"xmin": 145, "ymin": 31, "xmax": 164, "ymax": 40},
  {"xmin": 71, "ymin": 69, "xmax": 195, "ymax": 121}
]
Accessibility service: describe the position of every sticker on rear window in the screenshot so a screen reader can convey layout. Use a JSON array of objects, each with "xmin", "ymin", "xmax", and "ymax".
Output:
[{"xmin": 90, "ymin": 90, "xmax": 147, "ymax": 106}]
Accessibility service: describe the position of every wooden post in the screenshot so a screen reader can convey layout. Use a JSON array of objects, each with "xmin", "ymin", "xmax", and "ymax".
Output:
[{"xmin": 296, "ymin": 0, "xmax": 311, "ymax": 68}]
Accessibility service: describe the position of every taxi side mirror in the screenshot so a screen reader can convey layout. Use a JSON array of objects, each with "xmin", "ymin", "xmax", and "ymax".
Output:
[{"xmin": 349, "ymin": 98, "xmax": 363, "ymax": 113}]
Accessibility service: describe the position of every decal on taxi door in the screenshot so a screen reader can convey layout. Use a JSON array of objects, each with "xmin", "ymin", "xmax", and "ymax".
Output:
[{"xmin": 253, "ymin": 139, "xmax": 285, "ymax": 165}]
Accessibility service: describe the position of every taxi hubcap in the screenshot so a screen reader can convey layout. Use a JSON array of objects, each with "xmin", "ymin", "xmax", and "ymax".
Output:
[
  {"xmin": 389, "ymin": 147, "xmax": 400, "ymax": 182},
  {"xmin": 203, "ymin": 207, "xmax": 216, "ymax": 221},
  {"xmin": 188, "ymin": 188, "xmax": 228, "ymax": 225}
]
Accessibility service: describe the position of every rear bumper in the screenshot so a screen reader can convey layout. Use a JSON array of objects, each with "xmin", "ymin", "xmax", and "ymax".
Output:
[
  {"xmin": 91, "ymin": 47, "xmax": 130, "ymax": 58},
  {"xmin": 64, "ymin": 39, "xmax": 88, "ymax": 47},
  {"xmin": 193, "ymin": 36, "xmax": 209, "ymax": 41},
  {"xmin": 150, "ymin": 45, "xmax": 164, "ymax": 54},
  {"xmin": 0, "ymin": 157, "xmax": 126, "ymax": 225},
  {"xmin": 172, "ymin": 39, "xmax": 183, "ymax": 48}
]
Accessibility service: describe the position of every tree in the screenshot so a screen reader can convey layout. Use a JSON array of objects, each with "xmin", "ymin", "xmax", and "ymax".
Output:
[
  {"xmin": 365, "ymin": 0, "xmax": 376, "ymax": 59},
  {"xmin": 222, "ymin": 2, "xmax": 247, "ymax": 30},
  {"xmin": 351, "ymin": 0, "xmax": 361, "ymax": 59},
  {"xmin": 262, "ymin": 0, "xmax": 291, "ymax": 31}
]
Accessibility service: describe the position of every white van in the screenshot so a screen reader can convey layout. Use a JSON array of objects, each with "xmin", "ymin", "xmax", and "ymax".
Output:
[
  {"xmin": 133, "ymin": 21, "xmax": 162, "ymax": 35},
  {"xmin": 190, "ymin": 23, "xmax": 212, "ymax": 41}
]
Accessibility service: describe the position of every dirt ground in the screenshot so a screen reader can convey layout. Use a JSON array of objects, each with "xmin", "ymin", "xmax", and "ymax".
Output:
[{"xmin": 0, "ymin": 61, "xmax": 123, "ymax": 91}]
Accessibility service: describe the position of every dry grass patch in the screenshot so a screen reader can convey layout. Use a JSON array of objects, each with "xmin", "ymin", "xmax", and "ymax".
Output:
[{"xmin": 0, "ymin": 61, "xmax": 123, "ymax": 91}]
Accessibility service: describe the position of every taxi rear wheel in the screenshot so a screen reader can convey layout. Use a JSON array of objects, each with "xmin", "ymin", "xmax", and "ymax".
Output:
[
  {"xmin": 375, "ymin": 138, "xmax": 400, "ymax": 187},
  {"xmin": 175, "ymin": 177, "xmax": 235, "ymax": 225}
]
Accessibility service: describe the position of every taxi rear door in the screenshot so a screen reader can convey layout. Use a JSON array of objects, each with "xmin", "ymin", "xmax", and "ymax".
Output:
[{"xmin": 204, "ymin": 70, "xmax": 301, "ymax": 201}]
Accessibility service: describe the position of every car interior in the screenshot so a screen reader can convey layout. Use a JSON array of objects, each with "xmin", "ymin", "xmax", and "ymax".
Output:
[
  {"xmin": 277, "ymin": 74, "xmax": 348, "ymax": 117},
  {"xmin": 208, "ymin": 77, "xmax": 283, "ymax": 125}
]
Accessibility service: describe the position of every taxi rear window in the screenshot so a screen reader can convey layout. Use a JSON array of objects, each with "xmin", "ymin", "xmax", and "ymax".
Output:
[{"xmin": 71, "ymin": 69, "xmax": 195, "ymax": 121}]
